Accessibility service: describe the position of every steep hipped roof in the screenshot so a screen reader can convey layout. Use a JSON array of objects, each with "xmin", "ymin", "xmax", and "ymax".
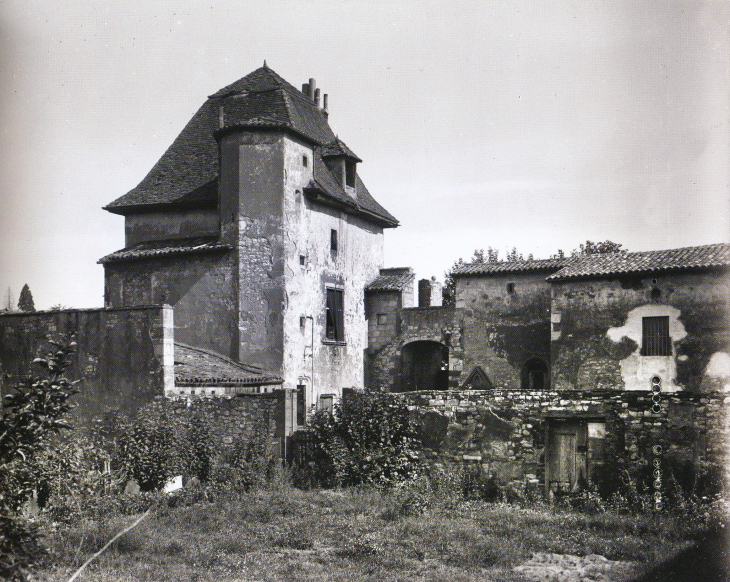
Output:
[
  {"xmin": 304, "ymin": 150, "xmax": 398, "ymax": 227},
  {"xmin": 548, "ymin": 243, "xmax": 730, "ymax": 281},
  {"xmin": 98, "ymin": 237, "xmax": 231, "ymax": 264},
  {"xmin": 451, "ymin": 257, "xmax": 569, "ymax": 276},
  {"xmin": 320, "ymin": 137, "xmax": 362, "ymax": 162},
  {"xmin": 104, "ymin": 65, "xmax": 396, "ymax": 226},
  {"xmin": 174, "ymin": 343, "xmax": 282, "ymax": 387},
  {"xmin": 366, "ymin": 268, "xmax": 415, "ymax": 291}
]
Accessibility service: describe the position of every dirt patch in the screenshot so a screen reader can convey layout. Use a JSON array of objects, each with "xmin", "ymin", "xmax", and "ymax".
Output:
[{"xmin": 514, "ymin": 552, "xmax": 638, "ymax": 582}]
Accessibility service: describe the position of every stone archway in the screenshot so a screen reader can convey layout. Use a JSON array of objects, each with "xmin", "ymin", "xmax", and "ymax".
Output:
[{"xmin": 400, "ymin": 340, "xmax": 449, "ymax": 392}]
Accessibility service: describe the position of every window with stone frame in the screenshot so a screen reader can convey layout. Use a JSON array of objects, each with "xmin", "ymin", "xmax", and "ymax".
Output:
[
  {"xmin": 641, "ymin": 316, "xmax": 671, "ymax": 356},
  {"xmin": 325, "ymin": 288, "xmax": 344, "ymax": 341}
]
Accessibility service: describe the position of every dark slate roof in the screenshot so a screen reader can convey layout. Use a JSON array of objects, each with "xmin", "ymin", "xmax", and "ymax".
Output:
[
  {"xmin": 174, "ymin": 343, "xmax": 282, "ymax": 387},
  {"xmin": 320, "ymin": 137, "xmax": 362, "ymax": 162},
  {"xmin": 304, "ymin": 150, "xmax": 398, "ymax": 227},
  {"xmin": 98, "ymin": 237, "xmax": 230, "ymax": 264},
  {"xmin": 104, "ymin": 65, "xmax": 396, "ymax": 226},
  {"xmin": 451, "ymin": 257, "xmax": 569, "ymax": 276},
  {"xmin": 548, "ymin": 243, "xmax": 730, "ymax": 281},
  {"xmin": 365, "ymin": 268, "xmax": 415, "ymax": 291}
]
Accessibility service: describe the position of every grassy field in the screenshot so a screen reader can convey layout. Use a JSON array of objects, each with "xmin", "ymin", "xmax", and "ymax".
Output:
[{"xmin": 35, "ymin": 486, "xmax": 727, "ymax": 582}]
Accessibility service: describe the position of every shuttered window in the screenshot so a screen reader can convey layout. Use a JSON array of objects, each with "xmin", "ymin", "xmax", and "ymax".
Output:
[
  {"xmin": 326, "ymin": 288, "xmax": 344, "ymax": 341},
  {"xmin": 642, "ymin": 316, "xmax": 671, "ymax": 356}
]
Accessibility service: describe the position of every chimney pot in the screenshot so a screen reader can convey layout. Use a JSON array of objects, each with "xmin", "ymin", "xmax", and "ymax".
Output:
[
  {"xmin": 308, "ymin": 78, "xmax": 316, "ymax": 100},
  {"xmin": 302, "ymin": 83, "xmax": 309, "ymax": 95},
  {"xmin": 314, "ymin": 88, "xmax": 321, "ymax": 107},
  {"xmin": 323, "ymin": 94, "xmax": 328, "ymax": 112}
]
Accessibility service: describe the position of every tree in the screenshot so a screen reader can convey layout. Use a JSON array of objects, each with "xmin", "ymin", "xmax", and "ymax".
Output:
[
  {"xmin": 0, "ymin": 341, "xmax": 78, "ymax": 581},
  {"xmin": 572, "ymin": 240, "xmax": 626, "ymax": 256},
  {"xmin": 17, "ymin": 284, "xmax": 35, "ymax": 313}
]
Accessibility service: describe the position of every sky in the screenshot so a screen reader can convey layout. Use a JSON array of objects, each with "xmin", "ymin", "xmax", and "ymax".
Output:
[{"xmin": 0, "ymin": 0, "xmax": 728, "ymax": 310}]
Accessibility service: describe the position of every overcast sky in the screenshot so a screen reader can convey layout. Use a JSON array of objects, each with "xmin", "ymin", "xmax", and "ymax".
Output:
[{"xmin": 1, "ymin": 0, "xmax": 728, "ymax": 310}]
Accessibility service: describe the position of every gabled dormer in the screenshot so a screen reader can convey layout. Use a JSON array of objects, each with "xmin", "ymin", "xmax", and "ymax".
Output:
[{"xmin": 320, "ymin": 137, "xmax": 362, "ymax": 197}]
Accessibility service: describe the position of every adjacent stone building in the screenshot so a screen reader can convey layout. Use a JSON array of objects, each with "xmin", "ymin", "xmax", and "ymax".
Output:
[
  {"xmin": 99, "ymin": 65, "xmax": 398, "ymax": 419},
  {"xmin": 370, "ymin": 244, "xmax": 730, "ymax": 494}
]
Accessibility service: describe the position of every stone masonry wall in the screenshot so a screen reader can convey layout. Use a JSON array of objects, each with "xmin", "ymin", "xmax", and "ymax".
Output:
[
  {"xmin": 455, "ymin": 271, "xmax": 554, "ymax": 391},
  {"xmin": 141, "ymin": 394, "xmax": 280, "ymax": 449},
  {"xmin": 551, "ymin": 270, "xmax": 730, "ymax": 393},
  {"xmin": 369, "ymin": 306, "xmax": 461, "ymax": 392},
  {"xmin": 400, "ymin": 388, "xmax": 729, "ymax": 492},
  {"xmin": 0, "ymin": 306, "xmax": 174, "ymax": 430}
]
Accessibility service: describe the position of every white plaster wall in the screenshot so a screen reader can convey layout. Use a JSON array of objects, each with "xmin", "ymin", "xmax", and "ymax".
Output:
[
  {"xmin": 606, "ymin": 304, "xmax": 687, "ymax": 392},
  {"xmin": 280, "ymin": 137, "xmax": 384, "ymax": 413},
  {"xmin": 704, "ymin": 352, "xmax": 730, "ymax": 392}
]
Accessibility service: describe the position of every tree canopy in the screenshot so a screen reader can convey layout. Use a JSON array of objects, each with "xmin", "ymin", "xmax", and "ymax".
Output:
[{"xmin": 17, "ymin": 284, "xmax": 35, "ymax": 313}]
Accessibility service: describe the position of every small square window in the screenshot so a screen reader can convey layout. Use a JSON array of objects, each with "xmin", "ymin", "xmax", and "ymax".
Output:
[
  {"xmin": 506, "ymin": 282, "xmax": 515, "ymax": 294},
  {"xmin": 330, "ymin": 229, "xmax": 338, "ymax": 253},
  {"xmin": 300, "ymin": 255, "xmax": 306, "ymax": 266},
  {"xmin": 302, "ymin": 155, "xmax": 308, "ymax": 167},
  {"xmin": 377, "ymin": 313, "xmax": 388, "ymax": 325},
  {"xmin": 319, "ymin": 394, "xmax": 335, "ymax": 413}
]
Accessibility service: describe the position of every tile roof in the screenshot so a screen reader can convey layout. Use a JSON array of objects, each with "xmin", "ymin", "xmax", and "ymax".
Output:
[
  {"xmin": 451, "ymin": 258, "xmax": 569, "ymax": 276},
  {"xmin": 304, "ymin": 150, "xmax": 398, "ymax": 227},
  {"xmin": 366, "ymin": 269, "xmax": 415, "ymax": 291},
  {"xmin": 174, "ymin": 343, "xmax": 282, "ymax": 387},
  {"xmin": 548, "ymin": 243, "xmax": 730, "ymax": 281},
  {"xmin": 320, "ymin": 137, "xmax": 362, "ymax": 162},
  {"xmin": 98, "ymin": 236, "xmax": 230, "ymax": 264},
  {"xmin": 104, "ymin": 65, "xmax": 396, "ymax": 226}
]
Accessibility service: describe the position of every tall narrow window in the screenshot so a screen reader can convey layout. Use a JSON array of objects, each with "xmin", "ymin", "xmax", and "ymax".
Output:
[
  {"xmin": 330, "ymin": 229, "xmax": 338, "ymax": 254},
  {"xmin": 326, "ymin": 288, "xmax": 344, "ymax": 341},
  {"xmin": 345, "ymin": 160, "xmax": 356, "ymax": 188},
  {"xmin": 642, "ymin": 316, "xmax": 671, "ymax": 356},
  {"xmin": 296, "ymin": 385, "xmax": 306, "ymax": 426}
]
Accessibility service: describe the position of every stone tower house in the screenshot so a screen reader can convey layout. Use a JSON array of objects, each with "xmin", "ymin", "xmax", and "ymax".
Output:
[{"xmin": 100, "ymin": 65, "xmax": 398, "ymax": 414}]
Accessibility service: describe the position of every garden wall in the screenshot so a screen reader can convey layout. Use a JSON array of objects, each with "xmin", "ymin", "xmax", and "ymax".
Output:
[
  {"xmin": 140, "ymin": 391, "xmax": 297, "ymax": 457},
  {"xmin": 0, "ymin": 306, "xmax": 174, "ymax": 429},
  {"xmin": 401, "ymin": 388, "xmax": 729, "ymax": 493}
]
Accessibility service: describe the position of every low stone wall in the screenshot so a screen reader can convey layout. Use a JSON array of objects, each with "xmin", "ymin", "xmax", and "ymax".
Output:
[
  {"xmin": 139, "ymin": 391, "xmax": 297, "ymax": 459},
  {"xmin": 141, "ymin": 394, "xmax": 279, "ymax": 447},
  {"xmin": 400, "ymin": 388, "xmax": 729, "ymax": 492}
]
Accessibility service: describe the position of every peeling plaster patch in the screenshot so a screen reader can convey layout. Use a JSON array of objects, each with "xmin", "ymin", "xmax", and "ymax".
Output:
[
  {"xmin": 606, "ymin": 304, "xmax": 687, "ymax": 392},
  {"xmin": 705, "ymin": 352, "xmax": 730, "ymax": 378}
]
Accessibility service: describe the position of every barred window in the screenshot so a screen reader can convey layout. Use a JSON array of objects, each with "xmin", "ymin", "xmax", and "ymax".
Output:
[{"xmin": 642, "ymin": 316, "xmax": 671, "ymax": 356}]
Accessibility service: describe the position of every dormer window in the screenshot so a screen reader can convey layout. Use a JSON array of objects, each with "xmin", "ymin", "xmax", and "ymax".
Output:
[{"xmin": 345, "ymin": 160, "xmax": 356, "ymax": 188}]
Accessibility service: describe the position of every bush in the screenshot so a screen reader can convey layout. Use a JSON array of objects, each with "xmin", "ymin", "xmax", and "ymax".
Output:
[
  {"xmin": 215, "ymin": 419, "xmax": 278, "ymax": 493},
  {"xmin": 298, "ymin": 390, "xmax": 422, "ymax": 488},
  {"xmin": 117, "ymin": 413, "xmax": 179, "ymax": 492},
  {"xmin": 0, "ymin": 341, "xmax": 78, "ymax": 581}
]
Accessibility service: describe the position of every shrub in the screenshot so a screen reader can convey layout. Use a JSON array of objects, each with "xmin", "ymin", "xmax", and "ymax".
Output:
[
  {"xmin": 0, "ymin": 341, "xmax": 78, "ymax": 581},
  {"xmin": 117, "ymin": 413, "xmax": 179, "ymax": 492},
  {"xmin": 299, "ymin": 390, "xmax": 422, "ymax": 488},
  {"xmin": 216, "ymin": 418, "xmax": 277, "ymax": 493}
]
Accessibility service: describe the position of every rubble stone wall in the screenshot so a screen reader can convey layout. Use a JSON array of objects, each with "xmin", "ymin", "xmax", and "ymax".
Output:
[{"xmin": 400, "ymin": 388, "xmax": 729, "ymax": 490}]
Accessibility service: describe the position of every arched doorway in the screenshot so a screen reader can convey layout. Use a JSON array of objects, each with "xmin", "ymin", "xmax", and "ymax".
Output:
[
  {"xmin": 521, "ymin": 358, "xmax": 549, "ymax": 390},
  {"xmin": 400, "ymin": 341, "xmax": 449, "ymax": 392}
]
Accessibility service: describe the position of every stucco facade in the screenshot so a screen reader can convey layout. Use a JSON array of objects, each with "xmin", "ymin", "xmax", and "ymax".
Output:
[{"xmin": 100, "ymin": 66, "xmax": 397, "ymax": 418}]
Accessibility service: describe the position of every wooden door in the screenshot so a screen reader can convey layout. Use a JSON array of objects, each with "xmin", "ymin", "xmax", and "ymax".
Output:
[{"xmin": 548, "ymin": 423, "xmax": 580, "ymax": 492}]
